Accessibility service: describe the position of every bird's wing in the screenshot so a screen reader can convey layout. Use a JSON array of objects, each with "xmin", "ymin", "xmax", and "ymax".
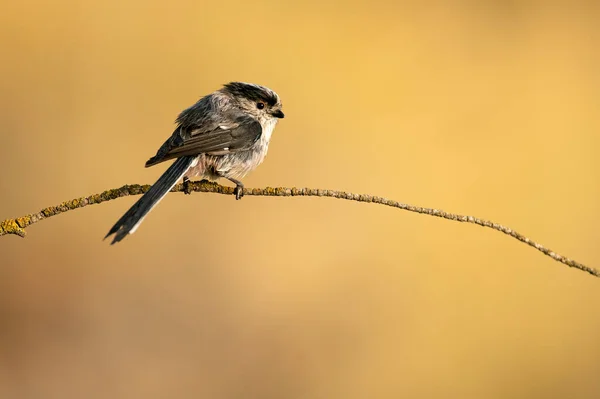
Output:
[{"xmin": 145, "ymin": 114, "xmax": 262, "ymax": 167}]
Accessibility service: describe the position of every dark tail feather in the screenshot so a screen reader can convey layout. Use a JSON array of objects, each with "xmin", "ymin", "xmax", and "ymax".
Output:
[{"xmin": 105, "ymin": 156, "xmax": 196, "ymax": 244}]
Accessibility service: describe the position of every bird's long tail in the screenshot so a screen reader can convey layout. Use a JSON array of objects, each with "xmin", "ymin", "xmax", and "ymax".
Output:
[{"xmin": 105, "ymin": 155, "xmax": 197, "ymax": 244}]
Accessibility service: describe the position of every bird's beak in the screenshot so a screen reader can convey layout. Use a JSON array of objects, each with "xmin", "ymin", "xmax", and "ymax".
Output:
[{"xmin": 271, "ymin": 109, "xmax": 285, "ymax": 119}]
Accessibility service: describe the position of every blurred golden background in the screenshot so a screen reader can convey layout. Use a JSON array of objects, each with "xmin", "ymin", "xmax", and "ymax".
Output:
[{"xmin": 1, "ymin": 1, "xmax": 599, "ymax": 398}]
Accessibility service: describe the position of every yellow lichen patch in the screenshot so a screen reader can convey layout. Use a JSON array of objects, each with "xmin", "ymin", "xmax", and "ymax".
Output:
[
  {"xmin": 15, "ymin": 215, "xmax": 33, "ymax": 228},
  {"xmin": 42, "ymin": 207, "xmax": 57, "ymax": 217},
  {"xmin": 0, "ymin": 219, "xmax": 27, "ymax": 237},
  {"xmin": 102, "ymin": 189, "xmax": 120, "ymax": 200},
  {"xmin": 88, "ymin": 193, "xmax": 103, "ymax": 204},
  {"xmin": 66, "ymin": 198, "xmax": 82, "ymax": 208},
  {"xmin": 263, "ymin": 187, "xmax": 277, "ymax": 195}
]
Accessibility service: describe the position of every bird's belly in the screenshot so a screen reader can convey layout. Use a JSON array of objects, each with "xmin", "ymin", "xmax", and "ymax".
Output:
[
  {"xmin": 185, "ymin": 141, "xmax": 269, "ymax": 181},
  {"xmin": 219, "ymin": 143, "xmax": 269, "ymax": 179}
]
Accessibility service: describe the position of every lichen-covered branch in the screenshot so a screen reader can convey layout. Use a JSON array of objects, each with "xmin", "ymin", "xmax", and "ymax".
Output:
[{"xmin": 1, "ymin": 180, "xmax": 598, "ymax": 278}]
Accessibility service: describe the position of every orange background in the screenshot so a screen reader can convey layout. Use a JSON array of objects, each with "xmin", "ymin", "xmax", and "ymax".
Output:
[{"xmin": 1, "ymin": 1, "xmax": 599, "ymax": 398}]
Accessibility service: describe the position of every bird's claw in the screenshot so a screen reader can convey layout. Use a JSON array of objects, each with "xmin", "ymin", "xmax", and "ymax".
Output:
[
  {"xmin": 234, "ymin": 185, "xmax": 244, "ymax": 200},
  {"xmin": 183, "ymin": 177, "xmax": 192, "ymax": 195}
]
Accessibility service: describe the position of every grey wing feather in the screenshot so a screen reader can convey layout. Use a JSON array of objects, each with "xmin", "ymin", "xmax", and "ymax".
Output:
[{"xmin": 145, "ymin": 114, "xmax": 262, "ymax": 167}]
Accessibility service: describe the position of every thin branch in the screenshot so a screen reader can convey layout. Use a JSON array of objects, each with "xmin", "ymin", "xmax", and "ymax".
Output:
[{"xmin": 1, "ymin": 180, "xmax": 597, "ymax": 278}]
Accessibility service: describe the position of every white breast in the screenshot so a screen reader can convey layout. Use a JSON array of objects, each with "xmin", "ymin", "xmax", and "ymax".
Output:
[
  {"xmin": 261, "ymin": 116, "xmax": 278, "ymax": 143},
  {"xmin": 252, "ymin": 117, "xmax": 277, "ymax": 167}
]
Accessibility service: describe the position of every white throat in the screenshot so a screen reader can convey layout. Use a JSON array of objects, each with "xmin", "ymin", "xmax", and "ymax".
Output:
[{"xmin": 260, "ymin": 116, "xmax": 278, "ymax": 143}]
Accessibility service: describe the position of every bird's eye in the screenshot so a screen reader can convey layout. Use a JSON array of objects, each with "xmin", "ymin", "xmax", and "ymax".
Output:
[{"xmin": 256, "ymin": 102, "xmax": 265, "ymax": 110}]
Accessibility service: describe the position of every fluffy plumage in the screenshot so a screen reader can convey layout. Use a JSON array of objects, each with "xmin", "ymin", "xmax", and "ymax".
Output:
[{"xmin": 105, "ymin": 82, "xmax": 284, "ymax": 244}]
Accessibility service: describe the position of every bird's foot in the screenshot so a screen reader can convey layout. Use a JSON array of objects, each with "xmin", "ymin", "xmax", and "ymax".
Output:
[
  {"xmin": 183, "ymin": 177, "xmax": 192, "ymax": 195},
  {"xmin": 234, "ymin": 184, "xmax": 244, "ymax": 200}
]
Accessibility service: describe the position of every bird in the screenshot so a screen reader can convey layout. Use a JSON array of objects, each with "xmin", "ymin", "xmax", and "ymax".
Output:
[{"xmin": 105, "ymin": 82, "xmax": 284, "ymax": 244}]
